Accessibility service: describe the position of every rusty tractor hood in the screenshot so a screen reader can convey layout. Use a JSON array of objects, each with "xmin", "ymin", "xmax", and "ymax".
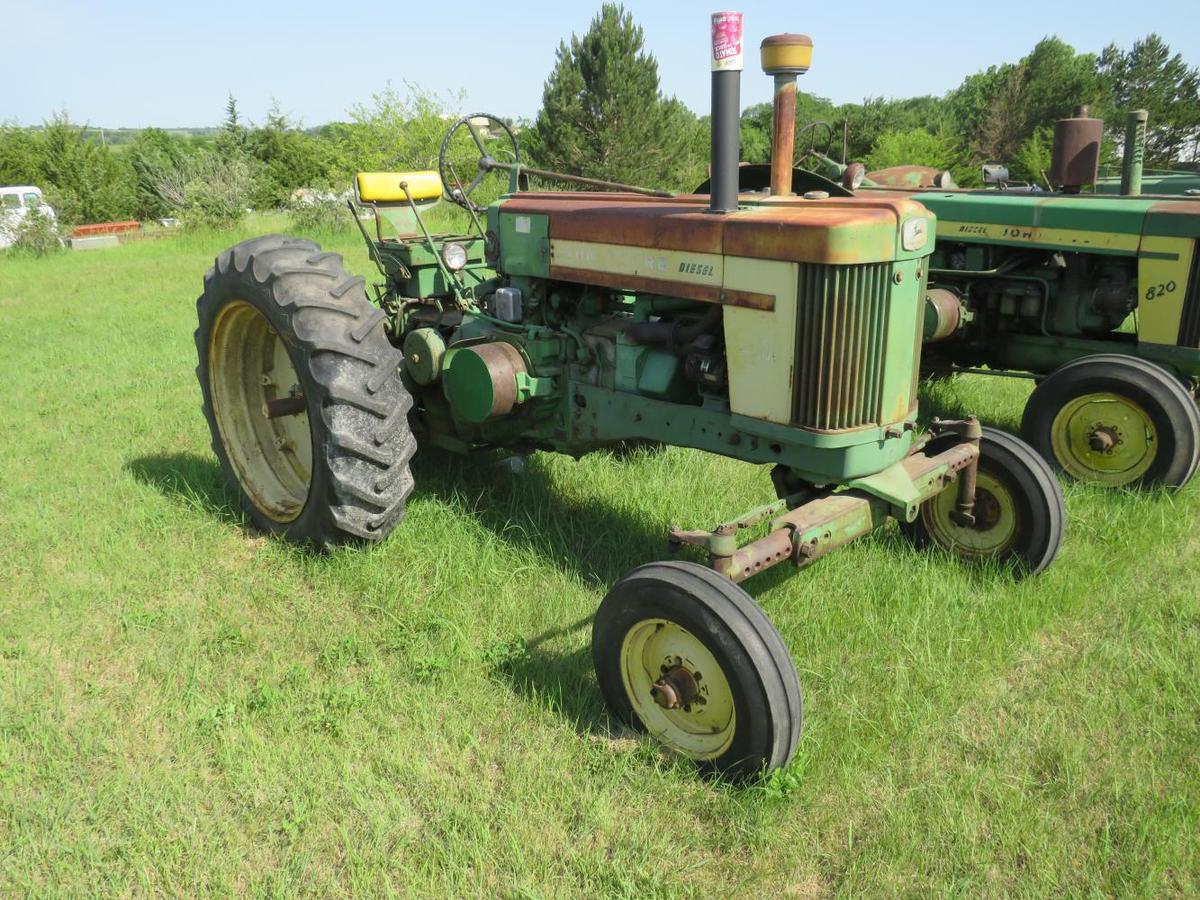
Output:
[{"xmin": 497, "ymin": 191, "xmax": 931, "ymax": 268}]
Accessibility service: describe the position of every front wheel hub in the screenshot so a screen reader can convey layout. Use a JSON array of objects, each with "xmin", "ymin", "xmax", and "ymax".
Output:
[
  {"xmin": 1087, "ymin": 424, "xmax": 1120, "ymax": 453},
  {"xmin": 1050, "ymin": 393, "xmax": 1155, "ymax": 485},
  {"xmin": 651, "ymin": 665, "xmax": 700, "ymax": 710}
]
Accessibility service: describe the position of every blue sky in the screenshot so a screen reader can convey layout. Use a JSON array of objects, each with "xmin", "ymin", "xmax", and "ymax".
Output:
[{"xmin": 3, "ymin": 0, "xmax": 1198, "ymax": 128}]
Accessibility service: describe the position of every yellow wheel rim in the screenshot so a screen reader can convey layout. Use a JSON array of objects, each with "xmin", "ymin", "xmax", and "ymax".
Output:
[
  {"xmin": 208, "ymin": 300, "xmax": 313, "ymax": 522},
  {"xmin": 1049, "ymin": 392, "xmax": 1156, "ymax": 486},
  {"xmin": 619, "ymin": 618, "xmax": 736, "ymax": 760},
  {"xmin": 921, "ymin": 471, "xmax": 1018, "ymax": 558}
]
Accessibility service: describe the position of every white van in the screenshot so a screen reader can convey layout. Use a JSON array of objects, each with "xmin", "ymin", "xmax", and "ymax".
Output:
[{"xmin": 0, "ymin": 185, "xmax": 58, "ymax": 249}]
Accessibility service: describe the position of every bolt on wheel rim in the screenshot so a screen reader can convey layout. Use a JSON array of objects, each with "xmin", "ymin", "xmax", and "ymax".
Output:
[
  {"xmin": 208, "ymin": 300, "xmax": 313, "ymax": 522},
  {"xmin": 921, "ymin": 471, "xmax": 1018, "ymax": 558},
  {"xmin": 1050, "ymin": 392, "xmax": 1156, "ymax": 485},
  {"xmin": 619, "ymin": 618, "xmax": 736, "ymax": 760}
]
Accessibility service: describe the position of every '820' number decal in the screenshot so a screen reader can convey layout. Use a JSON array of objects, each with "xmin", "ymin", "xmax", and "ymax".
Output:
[{"xmin": 1145, "ymin": 281, "xmax": 1178, "ymax": 301}]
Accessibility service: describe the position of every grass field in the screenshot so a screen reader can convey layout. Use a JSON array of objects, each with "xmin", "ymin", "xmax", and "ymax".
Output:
[{"xmin": 1, "ymin": 218, "xmax": 1198, "ymax": 896}]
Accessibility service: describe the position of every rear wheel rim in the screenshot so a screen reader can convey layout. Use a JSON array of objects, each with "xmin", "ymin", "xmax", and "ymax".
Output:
[
  {"xmin": 208, "ymin": 300, "xmax": 313, "ymax": 522},
  {"xmin": 619, "ymin": 618, "xmax": 736, "ymax": 760},
  {"xmin": 921, "ymin": 471, "xmax": 1019, "ymax": 558},
  {"xmin": 1050, "ymin": 392, "xmax": 1156, "ymax": 486}
]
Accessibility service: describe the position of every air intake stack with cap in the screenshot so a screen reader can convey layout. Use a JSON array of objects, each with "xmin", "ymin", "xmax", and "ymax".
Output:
[{"xmin": 759, "ymin": 33, "xmax": 813, "ymax": 197}]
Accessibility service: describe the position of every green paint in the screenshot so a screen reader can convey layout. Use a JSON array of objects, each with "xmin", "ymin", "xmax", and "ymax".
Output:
[
  {"xmin": 442, "ymin": 346, "xmax": 504, "ymax": 424},
  {"xmin": 911, "ymin": 180, "xmax": 1200, "ymax": 416},
  {"xmin": 491, "ymin": 208, "xmax": 550, "ymax": 277},
  {"xmin": 350, "ymin": 180, "xmax": 1009, "ymax": 583},
  {"xmin": 401, "ymin": 327, "xmax": 446, "ymax": 385},
  {"xmin": 377, "ymin": 237, "xmax": 489, "ymax": 298}
]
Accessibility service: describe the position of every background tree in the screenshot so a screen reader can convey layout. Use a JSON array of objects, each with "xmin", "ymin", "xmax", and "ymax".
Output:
[
  {"xmin": 865, "ymin": 129, "xmax": 962, "ymax": 174},
  {"xmin": 246, "ymin": 102, "xmax": 329, "ymax": 208},
  {"xmin": 1099, "ymin": 35, "xmax": 1200, "ymax": 167},
  {"xmin": 33, "ymin": 114, "xmax": 136, "ymax": 225},
  {"xmin": 0, "ymin": 123, "xmax": 41, "ymax": 185},
  {"xmin": 528, "ymin": 4, "xmax": 706, "ymax": 191},
  {"xmin": 948, "ymin": 37, "xmax": 1104, "ymax": 164},
  {"xmin": 215, "ymin": 93, "xmax": 248, "ymax": 160},
  {"xmin": 126, "ymin": 127, "xmax": 193, "ymax": 219},
  {"xmin": 324, "ymin": 84, "xmax": 460, "ymax": 179}
]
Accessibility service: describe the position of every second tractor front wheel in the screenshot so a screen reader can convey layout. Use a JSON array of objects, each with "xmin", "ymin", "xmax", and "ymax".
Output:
[
  {"xmin": 1021, "ymin": 354, "xmax": 1200, "ymax": 488},
  {"xmin": 904, "ymin": 428, "xmax": 1065, "ymax": 576},
  {"xmin": 592, "ymin": 561, "xmax": 802, "ymax": 781}
]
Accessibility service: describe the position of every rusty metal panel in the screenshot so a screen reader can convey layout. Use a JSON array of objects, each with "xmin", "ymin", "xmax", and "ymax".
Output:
[
  {"xmin": 500, "ymin": 193, "xmax": 922, "ymax": 265},
  {"xmin": 724, "ymin": 201, "xmax": 914, "ymax": 265},
  {"xmin": 501, "ymin": 196, "xmax": 724, "ymax": 254}
]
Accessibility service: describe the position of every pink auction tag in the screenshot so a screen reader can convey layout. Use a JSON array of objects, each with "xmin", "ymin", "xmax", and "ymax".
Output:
[{"xmin": 710, "ymin": 11, "xmax": 744, "ymax": 72}]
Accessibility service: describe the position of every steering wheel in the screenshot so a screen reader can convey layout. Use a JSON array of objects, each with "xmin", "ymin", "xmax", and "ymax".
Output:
[
  {"xmin": 438, "ymin": 113, "xmax": 520, "ymax": 212},
  {"xmin": 795, "ymin": 120, "xmax": 836, "ymax": 164}
]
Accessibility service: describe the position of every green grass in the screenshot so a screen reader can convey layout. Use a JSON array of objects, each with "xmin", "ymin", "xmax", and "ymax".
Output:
[{"xmin": 1, "ymin": 218, "xmax": 1198, "ymax": 896}]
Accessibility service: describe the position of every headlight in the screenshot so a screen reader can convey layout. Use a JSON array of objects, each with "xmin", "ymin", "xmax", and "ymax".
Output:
[
  {"xmin": 901, "ymin": 217, "xmax": 929, "ymax": 252},
  {"xmin": 441, "ymin": 242, "xmax": 468, "ymax": 272}
]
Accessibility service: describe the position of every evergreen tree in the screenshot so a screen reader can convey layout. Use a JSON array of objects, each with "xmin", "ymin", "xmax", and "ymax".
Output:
[
  {"xmin": 1099, "ymin": 35, "xmax": 1200, "ymax": 166},
  {"xmin": 216, "ymin": 93, "xmax": 248, "ymax": 159},
  {"xmin": 529, "ymin": 4, "xmax": 706, "ymax": 191},
  {"xmin": 126, "ymin": 127, "xmax": 192, "ymax": 218}
]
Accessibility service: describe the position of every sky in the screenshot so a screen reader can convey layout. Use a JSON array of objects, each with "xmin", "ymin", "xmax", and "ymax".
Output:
[{"xmin": 3, "ymin": 0, "xmax": 1198, "ymax": 129}]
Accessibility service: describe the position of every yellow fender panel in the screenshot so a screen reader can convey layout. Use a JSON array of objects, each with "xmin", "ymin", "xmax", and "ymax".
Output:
[{"xmin": 356, "ymin": 171, "xmax": 443, "ymax": 203}]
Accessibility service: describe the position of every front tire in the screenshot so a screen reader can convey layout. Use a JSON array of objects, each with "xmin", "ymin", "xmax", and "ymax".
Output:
[
  {"xmin": 592, "ymin": 561, "xmax": 802, "ymax": 780},
  {"xmin": 196, "ymin": 234, "xmax": 415, "ymax": 546},
  {"xmin": 904, "ymin": 428, "xmax": 1065, "ymax": 576},
  {"xmin": 1021, "ymin": 354, "xmax": 1200, "ymax": 488}
]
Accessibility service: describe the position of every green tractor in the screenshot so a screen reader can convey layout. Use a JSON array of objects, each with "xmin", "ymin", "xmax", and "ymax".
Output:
[
  {"xmin": 794, "ymin": 108, "xmax": 1200, "ymax": 489},
  {"xmin": 195, "ymin": 24, "xmax": 1064, "ymax": 779}
]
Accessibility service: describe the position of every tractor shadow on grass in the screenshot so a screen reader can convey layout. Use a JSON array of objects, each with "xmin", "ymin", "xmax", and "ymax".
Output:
[
  {"xmin": 410, "ymin": 452, "xmax": 808, "ymax": 736},
  {"xmin": 410, "ymin": 451, "xmax": 683, "ymax": 590},
  {"xmin": 127, "ymin": 448, "xmax": 678, "ymax": 736},
  {"xmin": 488, "ymin": 613, "xmax": 617, "ymax": 738},
  {"xmin": 127, "ymin": 447, "xmax": 1021, "ymax": 743},
  {"xmin": 125, "ymin": 452, "xmax": 247, "ymax": 528},
  {"xmin": 124, "ymin": 447, "xmax": 679, "ymax": 593}
]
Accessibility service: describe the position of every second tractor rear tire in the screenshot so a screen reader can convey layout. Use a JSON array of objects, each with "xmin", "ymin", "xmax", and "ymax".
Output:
[{"xmin": 1021, "ymin": 354, "xmax": 1200, "ymax": 488}]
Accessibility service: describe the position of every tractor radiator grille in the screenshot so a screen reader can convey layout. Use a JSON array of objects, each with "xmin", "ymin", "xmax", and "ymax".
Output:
[
  {"xmin": 1179, "ymin": 244, "xmax": 1200, "ymax": 349},
  {"xmin": 793, "ymin": 261, "xmax": 899, "ymax": 431}
]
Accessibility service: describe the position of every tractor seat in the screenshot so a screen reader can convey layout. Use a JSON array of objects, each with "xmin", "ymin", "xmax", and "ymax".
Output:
[{"xmin": 355, "ymin": 171, "xmax": 443, "ymax": 204}]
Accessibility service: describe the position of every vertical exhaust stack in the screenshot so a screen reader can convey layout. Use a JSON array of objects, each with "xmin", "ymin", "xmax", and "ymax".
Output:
[
  {"xmin": 709, "ymin": 11, "xmax": 744, "ymax": 213},
  {"xmin": 1120, "ymin": 109, "xmax": 1148, "ymax": 196},
  {"xmin": 760, "ymin": 33, "xmax": 813, "ymax": 196}
]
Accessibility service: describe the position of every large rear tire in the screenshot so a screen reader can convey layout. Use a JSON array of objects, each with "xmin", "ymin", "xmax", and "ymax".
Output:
[
  {"xmin": 592, "ymin": 561, "xmax": 802, "ymax": 781},
  {"xmin": 196, "ymin": 234, "xmax": 415, "ymax": 546},
  {"xmin": 1021, "ymin": 354, "xmax": 1200, "ymax": 488}
]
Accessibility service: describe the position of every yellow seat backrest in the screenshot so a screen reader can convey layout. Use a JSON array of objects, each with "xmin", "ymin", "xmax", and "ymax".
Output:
[{"xmin": 356, "ymin": 171, "xmax": 443, "ymax": 203}]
